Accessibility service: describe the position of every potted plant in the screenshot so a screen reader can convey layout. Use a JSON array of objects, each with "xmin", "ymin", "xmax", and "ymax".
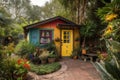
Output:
[
  {"xmin": 39, "ymin": 50, "xmax": 49, "ymax": 64},
  {"xmin": 71, "ymin": 51, "xmax": 78, "ymax": 59},
  {"xmin": 48, "ymin": 51, "xmax": 57, "ymax": 63},
  {"xmin": 54, "ymin": 37, "xmax": 61, "ymax": 42},
  {"xmin": 80, "ymin": 21, "xmax": 96, "ymax": 55}
]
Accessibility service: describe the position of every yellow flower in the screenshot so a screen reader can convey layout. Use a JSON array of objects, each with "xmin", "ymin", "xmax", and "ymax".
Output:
[
  {"xmin": 103, "ymin": 25, "xmax": 113, "ymax": 36},
  {"xmin": 105, "ymin": 14, "xmax": 118, "ymax": 21}
]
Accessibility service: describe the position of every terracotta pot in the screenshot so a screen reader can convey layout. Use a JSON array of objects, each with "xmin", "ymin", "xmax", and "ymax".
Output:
[
  {"xmin": 48, "ymin": 58, "xmax": 56, "ymax": 63},
  {"xmin": 73, "ymin": 56, "xmax": 78, "ymax": 59},
  {"xmin": 82, "ymin": 49, "xmax": 86, "ymax": 54},
  {"xmin": 41, "ymin": 59, "xmax": 47, "ymax": 64}
]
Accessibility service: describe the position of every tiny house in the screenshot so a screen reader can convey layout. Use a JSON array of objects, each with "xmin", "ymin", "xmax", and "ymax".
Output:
[{"xmin": 23, "ymin": 16, "xmax": 80, "ymax": 57}]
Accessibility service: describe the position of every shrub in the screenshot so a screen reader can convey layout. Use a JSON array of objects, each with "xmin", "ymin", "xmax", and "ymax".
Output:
[
  {"xmin": 30, "ymin": 62, "xmax": 61, "ymax": 75},
  {"xmin": 0, "ymin": 56, "xmax": 30, "ymax": 80},
  {"xmin": 48, "ymin": 51, "xmax": 57, "ymax": 58},
  {"xmin": 15, "ymin": 40, "xmax": 35, "ymax": 58},
  {"xmin": 39, "ymin": 49, "xmax": 49, "ymax": 60}
]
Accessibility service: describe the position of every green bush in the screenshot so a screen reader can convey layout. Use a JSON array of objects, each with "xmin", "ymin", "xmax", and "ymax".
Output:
[
  {"xmin": 0, "ymin": 57, "xmax": 16, "ymax": 80},
  {"xmin": 48, "ymin": 51, "xmax": 57, "ymax": 58},
  {"xmin": 15, "ymin": 40, "xmax": 35, "ymax": 58},
  {"xmin": 30, "ymin": 62, "xmax": 61, "ymax": 75}
]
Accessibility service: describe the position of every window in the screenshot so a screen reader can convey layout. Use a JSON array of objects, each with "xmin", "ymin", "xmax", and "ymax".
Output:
[
  {"xmin": 40, "ymin": 30, "xmax": 52, "ymax": 44},
  {"xmin": 63, "ymin": 31, "xmax": 70, "ymax": 43}
]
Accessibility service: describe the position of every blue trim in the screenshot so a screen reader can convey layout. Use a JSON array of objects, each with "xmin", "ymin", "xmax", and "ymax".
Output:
[
  {"xmin": 29, "ymin": 28, "xmax": 39, "ymax": 45},
  {"xmin": 29, "ymin": 28, "xmax": 54, "ymax": 47}
]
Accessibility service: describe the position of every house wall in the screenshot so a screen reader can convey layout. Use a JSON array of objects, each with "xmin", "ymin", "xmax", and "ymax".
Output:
[
  {"xmin": 28, "ymin": 20, "xmax": 64, "ymax": 55},
  {"xmin": 29, "ymin": 28, "xmax": 39, "ymax": 45},
  {"xmin": 27, "ymin": 20, "xmax": 80, "ymax": 56}
]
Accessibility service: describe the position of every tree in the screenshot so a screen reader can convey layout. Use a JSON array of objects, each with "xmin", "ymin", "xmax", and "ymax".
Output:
[
  {"xmin": 80, "ymin": 21, "xmax": 97, "ymax": 48},
  {"xmin": 6, "ymin": 0, "xmax": 31, "ymax": 21},
  {"xmin": 0, "ymin": 7, "xmax": 12, "ymax": 37},
  {"xmin": 25, "ymin": 5, "xmax": 41, "ymax": 22},
  {"xmin": 58, "ymin": 0, "xmax": 97, "ymax": 24}
]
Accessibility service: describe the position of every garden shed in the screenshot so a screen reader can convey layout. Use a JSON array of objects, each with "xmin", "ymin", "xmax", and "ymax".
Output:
[{"xmin": 23, "ymin": 16, "xmax": 80, "ymax": 57}]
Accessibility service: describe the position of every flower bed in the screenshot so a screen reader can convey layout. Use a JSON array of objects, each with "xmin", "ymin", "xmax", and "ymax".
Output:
[{"xmin": 30, "ymin": 62, "xmax": 61, "ymax": 75}]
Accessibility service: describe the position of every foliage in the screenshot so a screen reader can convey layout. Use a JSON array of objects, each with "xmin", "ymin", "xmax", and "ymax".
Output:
[
  {"xmin": 40, "ymin": 41, "xmax": 57, "ymax": 54},
  {"xmin": 14, "ymin": 59, "xmax": 30, "ymax": 76},
  {"xmin": 0, "ymin": 8, "xmax": 13, "ymax": 37},
  {"xmin": 6, "ymin": 0, "xmax": 31, "ymax": 21},
  {"xmin": 94, "ymin": 0, "xmax": 120, "ymax": 80},
  {"xmin": 48, "ymin": 51, "xmax": 57, "ymax": 58},
  {"xmin": 15, "ymin": 40, "xmax": 35, "ymax": 57},
  {"xmin": 30, "ymin": 62, "xmax": 61, "ymax": 75},
  {"xmin": 80, "ymin": 21, "xmax": 97, "ymax": 37},
  {"xmin": 3, "ymin": 43, "xmax": 15, "ymax": 55},
  {"xmin": 95, "ymin": 40, "xmax": 120, "ymax": 80},
  {"xmin": 0, "ymin": 57, "xmax": 16, "ymax": 80},
  {"xmin": 80, "ymin": 21, "xmax": 97, "ymax": 47},
  {"xmin": 0, "ymin": 53, "xmax": 30, "ymax": 80},
  {"xmin": 97, "ymin": 0, "xmax": 120, "ymax": 23},
  {"xmin": 0, "ymin": 8, "xmax": 11, "ymax": 27},
  {"xmin": 0, "ymin": 7, "xmax": 23, "ymax": 42},
  {"xmin": 39, "ymin": 50, "xmax": 49, "ymax": 60},
  {"xmin": 71, "ymin": 47, "xmax": 81, "ymax": 58}
]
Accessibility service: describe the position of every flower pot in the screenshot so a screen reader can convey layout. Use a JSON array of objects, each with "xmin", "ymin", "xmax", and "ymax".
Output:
[
  {"xmin": 73, "ymin": 56, "xmax": 78, "ymax": 59},
  {"xmin": 41, "ymin": 59, "xmax": 47, "ymax": 64},
  {"xmin": 48, "ymin": 58, "xmax": 56, "ymax": 63},
  {"xmin": 82, "ymin": 49, "xmax": 86, "ymax": 55}
]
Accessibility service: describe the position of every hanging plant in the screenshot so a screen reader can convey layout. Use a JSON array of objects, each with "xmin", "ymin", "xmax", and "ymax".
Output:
[{"xmin": 54, "ymin": 37, "xmax": 61, "ymax": 42}]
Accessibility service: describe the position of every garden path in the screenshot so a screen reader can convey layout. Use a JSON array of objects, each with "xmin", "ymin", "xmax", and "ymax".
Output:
[{"xmin": 27, "ymin": 58, "xmax": 101, "ymax": 80}]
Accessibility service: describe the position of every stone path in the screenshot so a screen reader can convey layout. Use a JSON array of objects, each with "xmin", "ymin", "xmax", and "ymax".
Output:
[{"xmin": 27, "ymin": 58, "xmax": 101, "ymax": 80}]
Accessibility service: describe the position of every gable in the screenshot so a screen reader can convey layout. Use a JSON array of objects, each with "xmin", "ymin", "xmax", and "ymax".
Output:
[{"xmin": 23, "ymin": 16, "xmax": 76, "ymax": 30}]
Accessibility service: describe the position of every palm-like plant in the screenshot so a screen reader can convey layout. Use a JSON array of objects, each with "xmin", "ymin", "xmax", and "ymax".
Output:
[
  {"xmin": 94, "ymin": 0, "xmax": 120, "ymax": 80},
  {"xmin": 95, "ymin": 40, "xmax": 120, "ymax": 80},
  {"xmin": 80, "ymin": 21, "xmax": 97, "ymax": 48}
]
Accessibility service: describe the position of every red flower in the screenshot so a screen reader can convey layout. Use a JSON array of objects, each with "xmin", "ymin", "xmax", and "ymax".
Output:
[
  {"xmin": 17, "ymin": 59, "xmax": 23, "ymax": 65},
  {"xmin": 23, "ymin": 63, "xmax": 30, "ymax": 70}
]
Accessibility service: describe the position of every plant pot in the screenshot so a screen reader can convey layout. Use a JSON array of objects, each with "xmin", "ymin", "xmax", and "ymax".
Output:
[
  {"xmin": 48, "ymin": 58, "xmax": 56, "ymax": 63},
  {"xmin": 82, "ymin": 49, "xmax": 86, "ymax": 55},
  {"xmin": 73, "ymin": 56, "xmax": 78, "ymax": 59},
  {"xmin": 41, "ymin": 59, "xmax": 47, "ymax": 64}
]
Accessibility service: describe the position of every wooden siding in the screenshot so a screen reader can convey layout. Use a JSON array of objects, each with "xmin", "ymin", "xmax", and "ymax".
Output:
[
  {"xmin": 27, "ymin": 19, "xmax": 80, "ymax": 56},
  {"xmin": 29, "ymin": 28, "xmax": 39, "ymax": 45}
]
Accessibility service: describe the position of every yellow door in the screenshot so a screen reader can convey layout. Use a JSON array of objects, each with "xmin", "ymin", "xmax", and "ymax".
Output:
[{"xmin": 61, "ymin": 30, "xmax": 73, "ymax": 56}]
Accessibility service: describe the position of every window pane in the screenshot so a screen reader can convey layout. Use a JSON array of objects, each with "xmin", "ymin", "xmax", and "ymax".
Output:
[
  {"xmin": 67, "ymin": 40, "xmax": 70, "ymax": 43},
  {"xmin": 64, "ymin": 32, "xmax": 66, "ymax": 35},
  {"xmin": 64, "ymin": 36, "xmax": 67, "ymax": 39},
  {"xmin": 46, "ymin": 31, "xmax": 50, "ymax": 37},
  {"xmin": 41, "ymin": 31, "xmax": 45, "ymax": 37},
  {"xmin": 40, "ymin": 30, "xmax": 52, "ymax": 44},
  {"xmin": 40, "ymin": 38, "xmax": 51, "ymax": 44},
  {"xmin": 64, "ymin": 39, "xmax": 66, "ymax": 42}
]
